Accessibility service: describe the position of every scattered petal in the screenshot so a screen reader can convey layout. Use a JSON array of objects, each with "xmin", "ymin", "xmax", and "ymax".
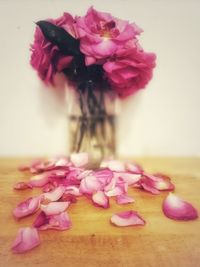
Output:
[
  {"xmin": 111, "ymin": 210, "xmax": 146, "ymax": 227},
  {"xmin": 116, "ymin": 195, "xmax": 135, "ymax": 204},
  {"xmin": 33, "ymin": 211, "xmax": 71, "ymax": 230},
  {"xmin": 80, "ymin": 174, "xmax": 103, "ymax": 194},
  {"xmin": 28, "ymin": 173, "xmax": 49, "ymax": 188},
  {"xmin": 162, "ymin": 193, "xmax": 199, "ymax": 221},
  {"xmin": 14, "ymin": 182, "xmax": 32, "ymax": 190},
  {"xmin": 11, "ymin": 227, "xmax": 40, "ymax": 253},
  {"xmin": 43, "ymin": 185, "xmax": 66, "ymax": 201},
  {"xmin": 13, "ymin": 195, "xmax": 43, "ymax": 219},
  {"xmin": 41, "ymin": 201, "xmax": 70, "ymax": 216},
  {"xmin": 70, "ymin": 152, "xmax": 89, "ymax": 167},
  {"xmin": 92, "ymin": 191, "xmax": 109, "ymax": 208},
  {"xmin": 100, "ymin": 159, "xmax": 126, "ymax": 172}
]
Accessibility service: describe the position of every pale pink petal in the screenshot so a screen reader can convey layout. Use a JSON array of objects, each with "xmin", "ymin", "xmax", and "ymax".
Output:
[
  {"xmin": 111, "ymin": 210, "xmax": 145, "ymax": 227},
  {"xmin": 116, "ymin": 172, "xmax": 141, "ymax": 185},
  {"xmin": 70, "ymin": 152, "xmax": 89, "ymax": 167},
  {"xmin": 125, "ymin": 162, "xmax": 143, "ymax": 174},
  {"xmin": 40, "ymin": 201, "xmax": 70, "ymax": 216},
  {"xmin": 105, "ymin": 178, "xmax": 128, "ymax": 197},
  {"xmin": 65, "ymin": 185, "xmax": 81, "ymax": 196},
  {"xmin": 43, "ymin": 185, "xmax": 66, "ymax": 201},
  {"xmin": 13, "ymin": 195, "xmax": 43, "ymax": 219},
  {"xmin": 140, "ymin": 180, "xmax": 160, "ymax": 195},
  {"xmin": 28, "ymin": 173, "xmax": 49, "ymax": 188},
  {"xmin": 80, "ymin": 175, "xmax": 103, "ymax": 194},
  {"xmin": 116, "ymin": 195, "xmax": 135, "ymax": 204},
  {"xmin": 94, "ymin": 168, "xmax": 113, "ymax": 186},
  {"xmin": 162, "ymin": 193, "xmax": 199, "ymax": 221},
  {"xmin": 11, "ymin": 227, "xmax": 40, "ymax": 253},
  {"xmin": 100, "ymin": 159, "xmax": 126, "ymax": 172},
  {"xmin": 14, "ymin": 182, "xmax": 32, "ymax": 190},
  {"xmin": 33, "ymin": 211, "xmax": 71, "ymax": 230},
  {"xmin": 92, "ymin": 191, "xmax": 109, "ymax": 208}
]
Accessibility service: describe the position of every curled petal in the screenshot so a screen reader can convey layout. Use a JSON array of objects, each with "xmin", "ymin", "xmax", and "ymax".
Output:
[
  {"xmin": 162, "ymin": 193, "xmax": 199, "ymax": 221},
  {"xmin": 111, "ymin": 210, "xmax": 145, "ymax": 227},
  {"xmin": 13, "ymin": 195, "xmax": 43, "ymax": 219},
  {"xmin": 117, "ymin": 172, "xmax": 141, "ymax": 185},
  {"xmin": 100, "ymin": 159, "xmax": 126, "ymax": 172},
  {"xmin": 125, "ymin": 162, "xmax": 143, "ymax": 174},
  {"xmin": 14, "ymin": 182, "xmax": 32, "ymax": 190},
  {"xmin": 11, "ymin": 227, "xmax": 40, "ymax": 253},
  {"xmin": 116, "ymin": 194, "xmax": 135, "ymax": 204},
  {"xmin": 80, "ymin": 175, "xmax": 103, "ymax": 194},
  {"xmin": 70, "ymin": 152, "xmax": 89, "ymax": 167},
  {"xmin": 41, "ymin": 201, "xmax": 70, "ymax": 216},
  {"xmin": 43, "ymin": 185, "xmax": 66, "ymax": 201},
  {"xmin": 92, "ymin": 191, "xmax": 109, "ymax": 208},
  {"xmin": 65, "ymin": 185, "xmax": 81, "ymax": 196},
  {"xmin": 28, "ymin": 173, "xmax": 49, "ymax": 188},
  {"xmin": 33, "ymin": 211, "xmax": 71, "ymax": 230}
]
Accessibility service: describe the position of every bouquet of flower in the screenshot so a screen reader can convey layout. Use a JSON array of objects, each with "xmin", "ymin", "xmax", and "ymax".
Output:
[{"xmin": 30, "ymin": 7, "xmax": 156, "ymax": 160}]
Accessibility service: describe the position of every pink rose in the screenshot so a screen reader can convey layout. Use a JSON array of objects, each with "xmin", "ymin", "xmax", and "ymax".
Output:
[
  {"xmin": 30, "ymin": 13, "xmax": 76, "ymax": 84},
  {"xmin": 76, "ymin": 7, "xmax": 142, "ymax": 65},
  {"xmin": 103, "ymin": 47, "xmax": 156, "ymax": 98}
]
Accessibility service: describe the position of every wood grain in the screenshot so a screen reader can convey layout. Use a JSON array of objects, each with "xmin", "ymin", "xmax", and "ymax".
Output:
[{"xmin": 0, "ymin": 157, "xmax": 200, "ymax": 267}]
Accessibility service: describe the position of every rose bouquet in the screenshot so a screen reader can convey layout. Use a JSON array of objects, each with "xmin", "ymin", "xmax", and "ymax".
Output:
[{"xmin": 30, "ymin": 7, "xmax": 156, "ymax": 162}]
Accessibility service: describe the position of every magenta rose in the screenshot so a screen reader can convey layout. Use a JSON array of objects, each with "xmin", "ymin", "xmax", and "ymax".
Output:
[
  {"xmin": 76, "ymin": 7, "xmax": 142, "ymax": 65},
  {"xmin": 103, "ymin": 47, "xmax": 156, "ymax": 98},
  {"xmin": 30, "ymin": 13, "xmax": 76, "ymax": 85}
]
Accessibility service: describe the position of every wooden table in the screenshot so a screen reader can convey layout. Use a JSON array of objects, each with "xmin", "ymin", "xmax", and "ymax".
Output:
[{"xmin": 0, "ymin": 157, "xmax": 200, "ymax": 267}]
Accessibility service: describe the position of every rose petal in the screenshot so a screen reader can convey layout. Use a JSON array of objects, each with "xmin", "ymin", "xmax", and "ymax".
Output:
[
  {"xmin": 43, "ymin": 185, "xmax": 66, "ymax": 201},
  {"xmin": 70, "ymin": 153, "xmax": 89, "ymax": 167},
  {"xmin": 116, "ymin": 172, "xmax": 141, "ymax": 185},
  {"xmin": 14, "ymin": 182, "xmax": 32, "ymax": 190},
  {"xmin": 116, "ymin": 195, "xmax": 135, "ymax": 204},
  {"xmin": 40, "ymin": 201, "xmax": 70, "ymax": 216},
  {"xmin": 125, "ymin": 162, "xmax": 144, "ymax": 174},
  {"xmin": 11, "ymin": 227, "xmax": 40, "ymax": 253},
  {"xmin": 13, "ymin": 195, "xmax": 43, "ymax": 219},
  {"xmin": 80, "ymin": 175, "xmax": 103, "ymax": 194},
  {"xmin": 100, "ymin": 159, "xmax": 126, "ymax": 172},
  {"xmin": 92, "ymin": 191, "xmax": 109, "ymax": 208},
  {"xmin": 33, "ymin": 211, "xmax": 71, "ymax": 230},
  {"xmin": 28, "ymin": 173, "xmax": 49, "ymax": 188},
  {"xmin": 111, "ymin": 210, "xmax": 145, "ymax": 227},
  {"xmin": 162, "ymin": 193, "xmax": 199, "ymax": 221}
]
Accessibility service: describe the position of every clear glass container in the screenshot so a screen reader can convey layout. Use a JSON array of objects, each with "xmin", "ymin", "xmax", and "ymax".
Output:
[{"xmin": 67, "ymin": 86, "xmax": 118, "ymax": 166}]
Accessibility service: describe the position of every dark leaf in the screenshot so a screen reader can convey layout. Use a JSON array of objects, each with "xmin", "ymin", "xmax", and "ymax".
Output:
[{"xmin": 36, "ymin": 20, "xmax": 81, "ymax": 56}]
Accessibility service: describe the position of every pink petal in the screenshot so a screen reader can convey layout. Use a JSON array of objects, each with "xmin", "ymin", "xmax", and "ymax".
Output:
[
  {"xmin": 11, "ymin": 227, "xmax": 40, "ymax": 253},
  {"xmin": 111, "ymin": 210, "xmax": 146, "ymax": 227},
  {"xmin": 80, "ymin": 175, "xmax": 103, "ymax": 194},
  {"xmin": 28, "ymin": 173, "xmax": 49, "ymax": 188},
  {"xmin": 65, "ymin": 185, "xmax": 81, "ymax": 196},
  {"xmin": 100, "ymin": 159, "xmax": 126, "ymax": 172},
  {"xmin": 14, "ymin": 182, "xmax": 32, "ymax": 190},
  {"xmin": 162, "ymin": 193, "xmax": 199, "ymax": 221},
  {"xmin": 116, "ymin": 195, "xmax": 135, "ymax": 204},
  {"xmin": 40, "ymin": 201, "xmax": 70, "ymax": 216},
  {"xmin": 13, "ymin": 195, "xmax": 43, "ymax": 219},
  {"xmin": 33, "ymin": 211, "xmax": 71, "ymax": 231},
  {"xmin": 125, "ymin": 162, "xmax": 143, "ymax": 174},
  {"xmin": 116, "ymin": 172, "xmax": 141, "ymax": 185},
  {"xmin": 43, "ymin": 185, "xmax": 66, "ymax": 201},
  {"xmin": 70, "ymin": 152, "xmax": 89, "ymax": 167},
  {"xmin": 92, "ymin": 191, "xmax": 109, "ymax": 208}
]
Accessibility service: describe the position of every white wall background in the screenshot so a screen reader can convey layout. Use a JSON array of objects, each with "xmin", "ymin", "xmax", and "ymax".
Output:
[{"xmin": 0, "ymin": 0, "xmax": 200, "ymax": 157}]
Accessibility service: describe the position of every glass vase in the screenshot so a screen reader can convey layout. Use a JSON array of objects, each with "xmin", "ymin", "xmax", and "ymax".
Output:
[{"xmin": 67, "ymin": 85, "xmax": 117, "ymax": 166}]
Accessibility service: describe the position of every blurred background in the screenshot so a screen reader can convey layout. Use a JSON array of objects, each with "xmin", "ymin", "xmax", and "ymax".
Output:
[{"xmin": 0, "ymin": 0, "xmax": 200, "ymax": 157}]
